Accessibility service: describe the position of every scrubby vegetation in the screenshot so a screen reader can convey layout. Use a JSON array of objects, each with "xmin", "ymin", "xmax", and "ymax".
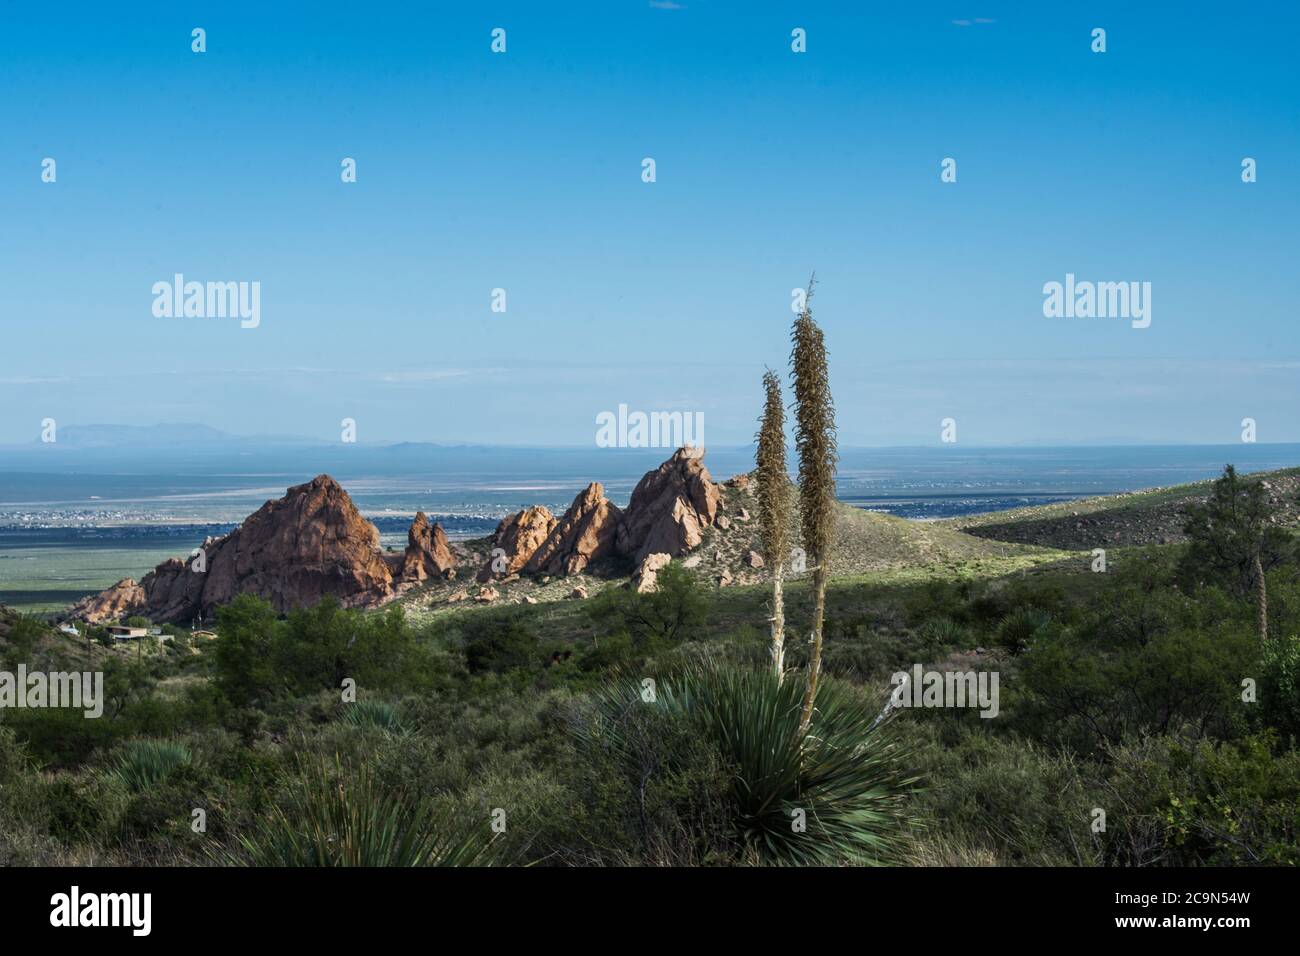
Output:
[{"xmin": 1, "ymin": 465, "xmax": 1298, "ymax": 867}]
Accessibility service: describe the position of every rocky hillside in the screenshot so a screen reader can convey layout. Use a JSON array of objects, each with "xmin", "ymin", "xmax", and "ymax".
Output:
[{"xmin": 951, "ymin": 467, "xmax": 1300, "ymax": 551}]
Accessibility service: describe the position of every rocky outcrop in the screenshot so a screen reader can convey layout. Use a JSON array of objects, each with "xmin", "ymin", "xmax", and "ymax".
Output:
[
  {"xmin": 478, "ymin": 506, "xmax": 557, "ymax": 582},
  {"xmin": 615, "ymin": 447, "xmax": 721, "ymax": 564},
  {"xmin": 397, "ymin": 512, "xmax": 455, "ymax": 583},
  {"xmin": 68, "ymin": 578, "xmax": 148, "ymax": 625},
  {"xmin": 69, "ymin": 476, "xmax": 461, "ymax": 626},
  {"xmin": 139, "ymin": 475, "xmax": 397, "ymax": 624},
  {"xmin": 523, "ymin": 483, "xmax": 623, "ymax": 576}
]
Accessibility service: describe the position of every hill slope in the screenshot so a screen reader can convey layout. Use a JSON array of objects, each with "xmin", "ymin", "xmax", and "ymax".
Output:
[{"xmin": 947, "ymin": 466, "xmax": 1300, "ymax": 551}]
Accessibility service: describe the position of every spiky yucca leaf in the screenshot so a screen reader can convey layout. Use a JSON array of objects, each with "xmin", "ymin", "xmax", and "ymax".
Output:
[
  {"xmin": 111, "ymin": 739, "xmax": 192, "ymax": 793},
  {"xmin": 340, "ymin": 699, "xmax": 407, "ymax": 734},
  {"xmin": 577, "ymin": 663, "xmax": 913, "ymax": 866},
  {"xmin": 212, "ymin": 756, "xmax": 502, "ymax": 867}
]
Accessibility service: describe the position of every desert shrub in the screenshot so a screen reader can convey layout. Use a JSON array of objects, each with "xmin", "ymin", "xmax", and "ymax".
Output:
[
  {"xmin": 40, "ymin": 773, "xmax": 127, "ymax": 845},
  {"xmin": 3, "ymin": 705, "xmax": 128, "ymax": 767},
  {"xmin": 111, "ymin": 740, "xmax": 192, "ymax": 793},
  {"xmin": 211, "ymin": 595, "xmax": 281, "ymax": 706},
  {"xmin": 213, "ymin": 755, "xmax": 503, "ymax": 866},
  {"xmin": 1016, "ymin": 621, "xmax": 1253, "ymax": 753},
  {"xmin": 461, "ymin": 616, "xmax": 540, "ymax": 674},
  {"xmin": 565, "ymin": 683, "xmax": 738, "ymax": 865},
  {"xmin": 901, "ymin": 722, "xmax": 1096, "ymax": 866},
  {"xmin": 584, "ymin": 563, "xmax": 709, "ymax": 652},
  {"xmin": 1258, "ymin": 634, "xmax": 1300, "ymax": 740},
  {"xmin": 213, "ymin": 595, "xmax": 435, "ymax": 705},
  {"xmin": 1096, "ymin": 733, "xmax": 1300, "ymax": 866},
  {"xmin": 1, "ymin": 615, "xmax": 45, "ymax": 666}
]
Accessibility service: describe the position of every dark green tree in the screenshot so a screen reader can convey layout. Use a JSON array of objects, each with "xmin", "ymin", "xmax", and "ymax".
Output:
[{"xmin": 1181, "ymin": 464, "xmax": 1291, "ymax": 641}]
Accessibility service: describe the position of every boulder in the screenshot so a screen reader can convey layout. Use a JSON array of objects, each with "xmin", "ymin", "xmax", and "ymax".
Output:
[
  {"xmin": 569, "ymin": 586, "xmax": 589, "ymax": 600},
  {"xmin": 523, "ymin": 483, "xmax": 623, "ymax": 576},
  {"xmin": 478, "ymin": 506, "xmax": 556, "ymax": 582},
  {"xmin": 633, "ymin": 552, "xmax": 673, "ymax": 593},
  {"xmin": 475, "ymin": 587, "xmax": 500, "ymax": 604},
  {"xmin": 745, "ymin": 550, "xmax": 765, "ymax": 569},
  {"xmin": 615, "ymin": 447, "xmax": 720, "ymax": 564}
]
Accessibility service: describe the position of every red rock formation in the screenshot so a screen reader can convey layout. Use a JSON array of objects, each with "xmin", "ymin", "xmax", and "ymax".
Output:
[
  {"xmin": 523, "ymin": 483, "xmax": 623, "ymax": 576},
  {"xmin": 478, "ymin": 506, "xmax": 557, "ymax": 582},
  {"xmin": 399, "ymin": 512, "xmax": 455, "ymax": 582},
  {"xmin": 615, "ymin": 447, "xmax": 720, "ymax": 564},
  {"xmin": 71, "ymin": 475, "xmax": 404, "ymax": 625},
  {"xmin": 67, "ymin": 578, "xmax": 148, "ymax": 624}
]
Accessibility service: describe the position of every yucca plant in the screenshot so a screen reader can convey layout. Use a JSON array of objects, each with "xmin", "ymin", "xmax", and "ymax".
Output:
[
  {"xmin": 111, "ymin": 740, "xmax": 192, "ymax": 793},
  {"xmin": 755, "ymin": 368, "xmax": 793, "ymax": 682},
  {"xmin": 578, "ymin": 663, "xmax": 913, "ymax": 865},
  {"xmin": 996, "ymin": 607, "xmax": 1054, "ymax": 655},
  {"xmin": 212, "ymin": 756, "xmax": 502, "ymax": 867},
  {"xmin": 340, "ymin": 699, "xmax": 407, "ymax": 735},
  {"xmin": 790, "ymin": 275, "xmax": 838, "ymax": 734}
]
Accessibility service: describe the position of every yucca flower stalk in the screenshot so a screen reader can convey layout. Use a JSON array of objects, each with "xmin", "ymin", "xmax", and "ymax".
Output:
[
  {"xmin": 789, "ymin": 275, "xmax": 837, "ymax": 735},
  {"xmin": 756, "ymin": 368, "xmax": 792, "ymax": 682}
]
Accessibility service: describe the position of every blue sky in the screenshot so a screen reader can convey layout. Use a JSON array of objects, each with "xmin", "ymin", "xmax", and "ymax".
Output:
[{"xmin": 1, "ymin": 1, "xmax": 1296, "ymax": 446}]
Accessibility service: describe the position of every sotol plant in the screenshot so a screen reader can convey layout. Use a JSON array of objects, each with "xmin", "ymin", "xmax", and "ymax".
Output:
[
  {"xmin": 790, "ymin": 276, "xmax": 838, "ymax": 733},
  {"xmin": 579, "ymin": 663, "xmax": 913, "ymax": 865},
  {"xmin": 213, "ymin": 755, "xmax": 502, "ymax": 867},
  {"xmin": 111, "ymin": 740, "xmax": 192, "ymax": 793},
  {"xmin": 756, "ymin": 368, "xmax": 792, "ymax": 682}
]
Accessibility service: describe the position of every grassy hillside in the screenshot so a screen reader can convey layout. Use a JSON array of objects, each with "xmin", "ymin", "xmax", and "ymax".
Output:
[{"xmin": 948, "ymin": 466, "xmax": 1300, "ymax": 552}]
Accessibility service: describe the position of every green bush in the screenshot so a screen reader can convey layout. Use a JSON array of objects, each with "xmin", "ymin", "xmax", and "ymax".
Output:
[
  {"xmin": 584, "ymin": 563, "xmax": 709, "ymax": 653},
  {"xmin": 462, "ymin": 616, "xmax": 540, "ymax": 675},
  {"xmin": 1258, "ymin": 634, "xmax": 1300, "ymax": 740}
]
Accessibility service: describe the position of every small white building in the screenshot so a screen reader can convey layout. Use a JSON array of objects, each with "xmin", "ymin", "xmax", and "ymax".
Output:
[{"xmin": 106, "ymin": 625, "xmax": 148, "ymax": 642}]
